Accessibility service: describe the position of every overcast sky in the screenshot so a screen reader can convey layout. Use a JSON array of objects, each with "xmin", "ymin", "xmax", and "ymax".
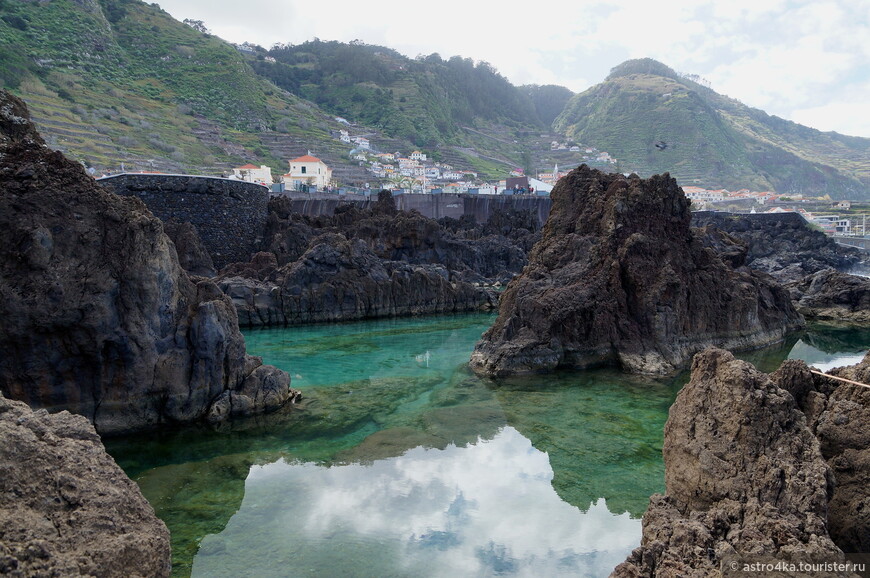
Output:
[{"xmin": 156, "ymin": 0, "xmax": 870, "ymax": 138}]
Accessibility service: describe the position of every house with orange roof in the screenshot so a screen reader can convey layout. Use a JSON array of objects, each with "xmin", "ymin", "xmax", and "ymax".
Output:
[
  {"xmin": 283, "ymin": 154, "xmax": 332, "ymax": 190},
  {"xmin": 231, "ymin": 163, "xmax": 273, "ymax": 185}
]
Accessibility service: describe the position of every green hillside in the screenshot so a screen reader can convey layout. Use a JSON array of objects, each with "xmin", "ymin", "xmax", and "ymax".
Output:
[
  {"xmin": 0, "ymin": 0, "xmax": 549, "ymax": 180},
  {"xmin": 3, "ymin": 4, "xmax": 869, "ymax": 196},
  {"xmin": 554, "ymin": 58, "xmax": 870, "ymax": 198}
]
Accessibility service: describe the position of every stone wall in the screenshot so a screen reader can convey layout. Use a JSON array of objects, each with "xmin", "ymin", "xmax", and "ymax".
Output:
[
  {"xmin": 275, "ymin": 191, "xmax": 553, "ymax": 227},
  {"xmin": 98, "ymin": 174, "xmax": 269, "ymax": 269}
]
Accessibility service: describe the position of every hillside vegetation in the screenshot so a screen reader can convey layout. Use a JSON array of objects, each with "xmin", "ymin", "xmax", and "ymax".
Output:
[
  {"xmin": 555, "ymin": 59, "xmax": 870, "ymax": 198},
  {"xmin": 2, "ymin": 3, "xmax": 869, "ymax": 197},
  {"xmin": 0, "ymin": 0, "xmax": 551, "ymax": 180}
]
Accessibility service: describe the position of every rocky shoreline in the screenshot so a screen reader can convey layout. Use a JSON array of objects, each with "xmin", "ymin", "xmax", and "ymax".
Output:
[
  {"xmin": 0, "ymin": 90, "xmax": 299, "ymax": 434},
  {"xmin": 470, "ymin": 166, "xmax": 804, "ymax": 376},
  {"xmin": 612, "ymin": 348, "xmax": 869, "ymax": 577},
  {"xmin": 4, "ymin": 86, "xmax": 870, "ymax": 576},
  {"xmin": 0, "ymin": 394, "xmax": 172, "ymax": 577}
]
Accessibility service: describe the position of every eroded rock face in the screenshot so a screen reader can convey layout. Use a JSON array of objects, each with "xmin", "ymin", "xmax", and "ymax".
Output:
[
  {"xmin": 219, "ymin": 234, "xmax": 498, "ymax": 326},
  {"xmin": 0, "ymin": 90, "xmax": 296, "ymax": 434},
  {"xmin": 692, "ymin": 211, "xmax": 868, "ymax": 284},
  {"xmin": 612, "ymin": 349, "xmax": 851, "ymax": 577},
  {"xmin": 789, "ymin": 268, "xmax": 870, "ymax": 324},
  {"xmin": 264, "ymin": 190, "xmax": 530, "ymax": 285},
  {"xmin": 470, "ymin": 166, "xmax": 803, "ymax": 376},
  {"xmin": 771, "ymin": 356, "xmax": 870, "ymax": 554},
  {"xmin": 0, "ymin": 394, "xmax": 171, "ymax": 577}
]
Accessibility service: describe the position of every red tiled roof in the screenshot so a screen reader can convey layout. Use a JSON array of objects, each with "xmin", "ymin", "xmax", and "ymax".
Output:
[
  {"xmin": 290, "ymin": 155, "xmax": 322, "ymax": 163},
  {"xmin": 237, "ymin": 163, "xmax": 260, "ymax": 169}
]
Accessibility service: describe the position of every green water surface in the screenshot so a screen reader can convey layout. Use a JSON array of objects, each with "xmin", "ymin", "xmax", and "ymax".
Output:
[{"xmin": 104, "ymin": 315, "xmax": 870, "ymax": 578}]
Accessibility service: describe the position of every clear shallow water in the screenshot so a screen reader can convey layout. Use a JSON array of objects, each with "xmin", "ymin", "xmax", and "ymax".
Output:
[{"xmin": 104, "ymin": 315, "xmax": 870, "ymax": 578}]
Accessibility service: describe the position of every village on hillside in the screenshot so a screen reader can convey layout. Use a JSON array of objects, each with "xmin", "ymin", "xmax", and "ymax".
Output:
[{"xmin": 184, "ymin": 119, "xmax": 870, "ymax": 240}]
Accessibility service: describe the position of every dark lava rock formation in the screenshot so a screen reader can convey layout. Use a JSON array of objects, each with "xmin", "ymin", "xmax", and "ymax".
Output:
[
  {"xmin": 0, "ymin": 394, "xmax": 171, "ymax": 577},
  {"xmin": 0, "ymin": 90, "xmax": 297, "ymax": 434},
  {"xmin": 216, "ymin": 190, "xmax": 512, "ymax": 326},
  {"xmin": 789, "ymin": 268, "xmax": 870, "ymax": 324},
  {"xmin": 218, "ymin": 236, "xmax": 498, "ymax": 326},
  {"xmin": 470, "ymin": 166, "xmax": 803, "ymax": 376},
  {"xmin": 262, "ymin": 190, "xmax": 532, "ymax": 285},
  {"xmin": 692, "ymin": 211, "xmax": 868, "ymax": 284},
  {"xmin": 612, "ymin": 349, "xmax": 855, "ymax": 577}
]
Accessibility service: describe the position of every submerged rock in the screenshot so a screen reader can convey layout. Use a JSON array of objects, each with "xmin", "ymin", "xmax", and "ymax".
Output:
[
  {"xmin": 470, "ymin": 166, "xmax": 803, "ymax": 376},
  {"xmin": 0, "ymin": 394, "xmax": 171, "ymax": 577},
  {"xmin": 612, "ymin": 349, "xmax": 853, "ymax": 577},
  {"xmin": 0, "ymin": 90, "xmax": 296, "ymax": 434}
]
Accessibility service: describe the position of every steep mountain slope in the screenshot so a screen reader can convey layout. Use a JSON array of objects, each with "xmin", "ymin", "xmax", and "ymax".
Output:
[
  {"xmin": 0, "ymin": 0, "xmax": 548, "ymax": 180},
  {"xmin": 555, "ymin": 59, "xmax": 870, "ymax": 198},
  {"xmin": 252, "ymin": 40, "xmax": 548, "ymax": 164}
]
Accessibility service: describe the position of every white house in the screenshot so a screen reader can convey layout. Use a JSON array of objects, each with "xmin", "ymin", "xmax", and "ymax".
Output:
[
  {"xmin": 353, "ymin": 136, "xmax": 370, "ymax": 149},
  {"xmin": 231, "ymin": 163, "xmax": 273, "ymax": 185},
  {"xmin": 339, "ymin": 130, "xmax": 351, "ymax": 143},
  {"xmin": 410, "ymin": 150, "xmax": 427, "ymax": 161},
  {"xmin": 284, "ymin": 154, "xmax": 332, "ymax": 190}
]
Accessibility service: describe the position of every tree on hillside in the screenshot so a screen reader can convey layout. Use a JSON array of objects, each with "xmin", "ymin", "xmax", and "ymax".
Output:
[{"xmin": 183, "ymin": 19, "xmax": 210, "ymax": 34}]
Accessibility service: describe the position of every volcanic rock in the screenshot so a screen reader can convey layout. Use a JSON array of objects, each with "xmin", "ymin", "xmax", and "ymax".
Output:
[
  {"xmin": 162, "ymin": 218, "xmax": 217, "ymax": 277},
  {"xmin": 470, "ymin": 166, "xmax": 803, "ymax": 376},
  {"xmin": 692, "ymin": 211, "xmax": 868, "ymax": 284},
  {"xmin": 218, "ymin": 233, "xmax": 498, "ymax": 326},
  {"xmin": 612, "ymin": 349, "xmax": 853, "ymax": 577},
  {"xmin": 263, "ymin": 191, "xmax": 529, "ymax": 285},
  {"xmin": 772, "ymin": 355, "xmax": 870, "ymax": 554},
  {"xmin": 789, "ymin": 268, "xmax": 870, "ymax": 324},
  {"xmin": 0, "ymin": 90, "xmax": 297, "ymax": 434},
  {"xmin": 0, "ymin": 394, "xmax": 171, "ymax": 577}
]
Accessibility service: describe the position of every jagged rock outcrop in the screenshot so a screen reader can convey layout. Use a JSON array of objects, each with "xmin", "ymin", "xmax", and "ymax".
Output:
[
  {"xmin": 0, "ymin": 394, "xmax": 171, "ymax": 577},
  {"xmin": 218, "ymin": 234, "xmax": 498, "ymax": 326},
  {"xmin": 0, "ymin": 90, "xmax": 297, "ymax": 434},
  {"xmin": 771, "ymin": 357, "xmax": 870, "ymax": 554},
  {"xmin": 692, "ymin": 211, "xmax": 868, "ymax": 284},
  {"xmin": 789, "ymin": 268, "xmax": 870, "ymax": 323},
  {"xmin": 263, "ymin": 190, "xmax": 529, "ymax": 285},
  {"xmin": 612, "ymin": 349, "xmax": 854, "ymax": 577},
  {"xmin": 470, "ymin": 166, "xmax": 804, "ymax": 376},
  {"xmin": 162, "ymin": 218, "xmax": 217, "ymax": 277}
]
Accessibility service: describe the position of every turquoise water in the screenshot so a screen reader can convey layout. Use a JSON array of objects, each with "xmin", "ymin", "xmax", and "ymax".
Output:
[{"xmin": 105, "ymin": 315, "xmax": 870, "ymax": 578}]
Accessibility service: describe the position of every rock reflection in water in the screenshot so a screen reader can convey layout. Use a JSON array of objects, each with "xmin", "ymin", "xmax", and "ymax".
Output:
[{"xmin": 191, "ymin": 426, "xmax": 640, "ymax": 578}]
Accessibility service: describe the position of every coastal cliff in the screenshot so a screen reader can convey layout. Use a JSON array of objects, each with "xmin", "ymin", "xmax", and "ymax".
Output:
[
  {"xmin": 0, "ymin": 90, "xmax": 297, "ymax": 434},
  {"xmin": 470, "ymin": 165, "xmax": 803, "ymax": 376}
]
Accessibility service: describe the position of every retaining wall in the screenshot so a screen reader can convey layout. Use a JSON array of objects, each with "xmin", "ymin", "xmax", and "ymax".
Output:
[{"xmin": 98, "ymin": 174, "xmax": 270, "ymax": 268}]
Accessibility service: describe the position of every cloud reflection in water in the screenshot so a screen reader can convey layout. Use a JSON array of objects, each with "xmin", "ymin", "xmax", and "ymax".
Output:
[{"xmin": 192, "ymin": 426, "xmax": 640, "ymax": 577}]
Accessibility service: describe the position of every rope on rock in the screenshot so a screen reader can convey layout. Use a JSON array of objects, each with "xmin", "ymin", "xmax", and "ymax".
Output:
[{"xmin": 809, "ymin": 369, "xmax": 870, "ymax": 390}]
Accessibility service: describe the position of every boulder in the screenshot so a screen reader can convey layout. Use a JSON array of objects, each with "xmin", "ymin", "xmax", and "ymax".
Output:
[
  {"xmin": 470, "ymin": 166, "xmax": 803, "ymax": 376},
  {"xmin": 0, "ymin": 90, "xmax": 297, "ymax": 434},
  {"xmin": 612, "ymin": 349, "xmax": 853, "ymax": 577},
  {"xmin": 0, "ymin": 394, "xmax": 171, "ymax": 577}
]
